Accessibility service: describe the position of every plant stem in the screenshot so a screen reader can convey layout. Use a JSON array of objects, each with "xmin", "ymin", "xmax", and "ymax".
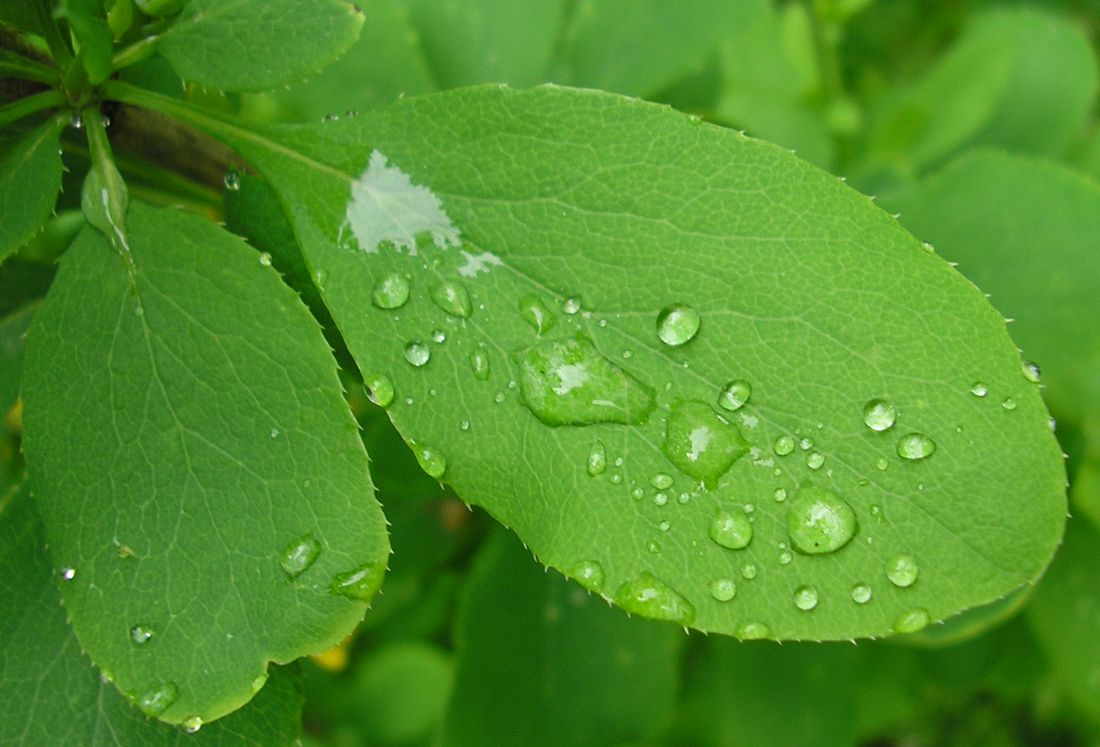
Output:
[
  {"xmin": 83, "ymin": 103, "xmax": 136, "ymax": 272},
  {"xmin": 803, "ymin": 0, "xmax": 843, "ymax": 108},
  {"xmin": 0, "ymin": 89, "xmax": 67, "ymax": 129},
  {"xmin": 0, "ymin": 55, "xmax": 58, "ymax": 85},
  {"xmin": 33, "ymin": 1, "xmax": 74, "ymax": 69},
  {"xmin": 111, "ymin": 36, "xmax": 159, "ymax": 71}
]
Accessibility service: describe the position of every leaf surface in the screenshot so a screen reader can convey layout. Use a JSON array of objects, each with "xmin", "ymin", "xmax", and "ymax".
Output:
[
  {"xmin": 443, "ymin": 530, "xmax": 682, "ymax": 746},
  {"xmin": 157, "ymin": 0, "xmax": 364, "ymax": 92},
  {"xmin": 165, "ymin": 84, "xmax": 1065, "ymax": 640},
  {"xmin": 0, "ymin": 117, "xmax": 66, "ymax": 262},
  {"xmin": 0, "ymin": 303, "xmax": 35, "ymax": 416},
  {"xmin": 20, "ymin": 204, "xmax": 389, "ymax": 724}
]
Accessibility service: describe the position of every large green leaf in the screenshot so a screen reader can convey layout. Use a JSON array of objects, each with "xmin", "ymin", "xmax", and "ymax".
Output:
[
  {"xmin": 157, "ymin": 0, "xmax": 364, "ymax": 92},
  {"xmin": 0, "ymin": 117, "xmax": 66, "ymax": 262},
  {"xmin": 20, "ymin": 203, "xmax": 390, "ymax": 724},
  {"xmin": 0, "ymin": 482, "xmax": 305, "ymax": 745},
  {"xmin": 443, "ymin": 530, "xmax": 682, "ymax": 746},
  {"xmin": 0, "ymin": 303, "xmax": 35, "ymax": 416},
  {"xmin": 131, "ymin": 84, "xmax": 1066, "ymax": 640}
]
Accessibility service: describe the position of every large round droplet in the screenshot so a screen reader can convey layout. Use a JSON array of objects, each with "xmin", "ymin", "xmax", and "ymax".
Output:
[
  {"xmin": 786, "ymin": 486, "xmax": 858, "ymax": 555},
  {"xmin": 717, "ymin": 380, "xmax": 751, "ymax": 412},
  {"xmin": 970, "ymin": 382, "xmax": 988, "ymax": 397},
  {"xmin": 371, "ymin": 272, "xmax": 410, "ymax": 309},
  {"xmin": 130, "ymin": 624, "xmax": 154, "ymax": 645},
  {"xmin": 650, "ymin": 472, "xmax": 673, "ymax": 490},
  {"xmin": 569, "ymin": 560, "xmax": 605, "ymax": 593},
  {"xmin": 793, "ymin": 585, "xmax": 819, "ymax": 611},
  {"xmin": 886, "ymin": 554, "xmax": 919, "ymax": 588},
  {"xmin": 656, "ymin": 303, "xmax": 701, "ymax": 346},
  {"xmin": 709, "ymin": 510, "xmax": 753, "ymax": 550},
  {"xmin": 850, "ymin": 583, "xmax": 873, "ymax": 604},
  {"xmin": 137, "ymin": 682, "xmax": 179, "ymax": 717},
  {"xmin": 614, "ymin": 572, "xmax": 696, "ymax": 624},
  {"xmin": 431, "ymin": 280, "xmax": 472, "ymax": 318},
  {"xmin": 806, "ymin": 451, "xmax": 825, "ymax": 470},
  {"xmin": 404, "ymin": 341, "xmax": 431, "ymax": 367},
  {"xmin": 710, "ymin": 578, "xmax": 737, "ymax": 602},
  {"xmin": 893, "ymin": 607, "xmax": 931, "ymax": 633},
  {"xmin": 412, "ymin": 442, "xmax": 447, "ymax": 479},
  {"xmin": 661, "ymin": 400, "xmax": 748, "ymax": 485},
  {"xmin": 280, "ymin": 533, "xmax": 321, "ymax": 578},
  {"xmin": 773, "ymin": 435, "xmax": 795, "ymax": 456},
  {"xmin": 586, "ymin": 442, "xmax": 607, "ymax": 476},
  {"xmin": 330, "ymin": 562, "xmax": 384, "ymax": 601},
  {"xmin": 519, "ymin": 293, "xmax": 557, "ymax": 334},
  {"xmin": 364, "ymin": 373, "xmax": 395, "ymax": 408},
  {"xmin": 862, "ymin": 399, "xmax": 897, "ymax": 431},
  {"xmin": 897, "ymin": 432, "xmax": 935, "ymax": 460}
]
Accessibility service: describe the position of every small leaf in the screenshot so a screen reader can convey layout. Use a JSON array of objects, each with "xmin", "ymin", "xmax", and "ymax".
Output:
[
  {"xmin": 0, "ymin": 303, "xmax": 36, "ymax": 416},
  {"xmin": 0, "ymin": 117, "xmax": 66, "ymax": 262},
  {"xmin": 55, "ymin": 0, "xmax": 114, "ymax": 84},
  {"xmin": 443, "ymin": 530, "xmax": 683, "ymax": 746},
  {"xmin": 0, "ymin": 482, "xmax": 305, "ymax": 745},
  {"xmin": 156, "ymin": 0, "xmax": 365, "ymax": 92},
  {"xmin": 20, "ymin": 203, "xmax": 389, "ymax": 724}
]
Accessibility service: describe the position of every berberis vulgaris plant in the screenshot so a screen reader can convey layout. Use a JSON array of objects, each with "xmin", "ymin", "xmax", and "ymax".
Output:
[{"xmin": 2, "ymin": 0, "xmax": 1100, "ymax": 744}]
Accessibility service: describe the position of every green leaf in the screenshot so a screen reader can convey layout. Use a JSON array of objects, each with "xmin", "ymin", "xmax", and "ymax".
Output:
[
  {"xmin": 0, "ymin": 117, "xmax": 66, "ymax": 262},
  {"xmin": 1027, "ymin": 517, "xmax": 1100, "ymax": 725},
  {"xmin": 157, "ymin": 0, "xmax": 365, "ymax": 92},
  {"xmin": 20, "ymin": 203, "xmax": 389, "ymax": 724},
  {"xmin": 0, "ymin": 303, "xmax": 36, "ymax": 416},
  {"xmin": 55, "ymin": 0, "xmax": 114, "ymax": 84},
  {"xmin": 443, "ymin": 530, "xmax": 682, "ymax": 746},
  {"xmin": 0, "ymin": 0, "xmax": 45, "ymax": 35},
  {"xmin": 862, "ymin": 7, "xmax": 1098, "ymax": 178},
  {"xmin": 0, "ymin": 482, "xmax": 306, "ymax": 745},
  {"xmin": 405, "ymin": 0, "xmax": 563, "ymax": 89},
  {"xmin": 139, "ymin": 84, "xmax": 1066, "ymax": 641},
  {"xmin": 556, "ymin": 0, "xmax": 764, "ymax": 98}
]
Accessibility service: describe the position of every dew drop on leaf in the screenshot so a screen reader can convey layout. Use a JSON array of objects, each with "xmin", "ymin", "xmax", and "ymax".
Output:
[
  {"xmin": 404, "ymin": 341, "xmax": 431, "ymax": 367},
  {"xmin": 794, "ymin": 585, "xmax": 819, "ymax": 611},
  {"xmin": 741, "ymin": 563, "xmax": 758, "ymax": 580},
  {"xmin": 613, "ymin": 572, "xmax": 696, "ymax": 624},
  {"xmin": 60, "ymin": 567, "xmax": 75, "ymax": 581},
  {"xmin": 258, "ymin": 252, "xmax": 272, "ymax": 267},
  {"xmin": 717, "ymin": 379, "xmax": 752, "ymax": 412},
  {"xmin": 661, "ymin": 400, "xmax": 748, "ymax": 485},
  {"xmin": 875, "ymin": 457, "xmax": 889, "ymax": 471},
  {"xmin": 778, "ymin": 551, "xmax": 792, "ymax": 565},
  {"xmin": 786, "ymin": 485, "xmax": 858, "ymax": 555},
  {"xmin": 330, "ymin": 562, "xmax": 385, "ymax": 601},
  {"xmin": 737, "ymin": 621, "xmax": 771, "ymax": 640},
  {"xmin": 773, "ymin": 435, "xmax": 795, "ymax": 456},
  {"xmin": 1002, "ymin": 397, "xmax": 1018, "ymax": 411},
  {"xmin": 851, "ymin": 583, "xmax": 873, "ymax": 604},
  {"xmin": 223, "ymin": 170, "xmax": 240, "ymax": 191},
  {"xmin": 137, "ymin": 682, "xmax": 179, "ymax": 717},
  {"xmin": 371, "ymin": 272, "xmax": 410, "ymax": 310},
  {"xmin": 710, "ymin": 578, "xmax": 737, "ymax": 602},
  {"xmin": 279, "ymin": 533, "xmax": 322, "ymax": 578},
  {"xmin": 1022, "ymin": 360, "xmax": 1041, "ymax": 383},
  {"xmin": 897, "ymin": 432, "xmax": 936, "ymax": 460},
  {"xmin": 862, "ymin": 399, "xmax": 897, "ymax": 431},
  {"xmin": 412, "ymin": 442, "xmax": 447, "ymax": 479},
  {"xmin": 586, "ymin": 442, "xmax": 607, "ymax": 476},
  {"xmin": 519, "ymin": 293, "xmax": 557, "ymax": 334},
  {"xmin": 569, "ymin": 560, "xmax": 605, "ymax": 593},
  {"xmin": 886, "ymin": 554, "xmax": 919, "ymax": 588},
  {"xmin": 130, "ymin": 624, "xmax": 154, "ymax": 645},
  {"xmin": 806, "ymin": 451, "xmax": 825, "ymax": 470},
  {"xmin": 709, "ymin": 510, "xmax": 754, "ymax": 550},
  {"xmin": 182, "ymin": 716, "xmax": 203, "ymax": 734},
  {"xmin": 653, "ymin": 492, "xmax": 669, "ymax": 506},
  {"xmin": 773, "ymin": 487, "xmax": 788, "ymax": 502},
  {"xmin": 893, "ymin": 607, "xmax": 931, "ymax": 633},
  {"xmin": 364, "ymin": 373, "xmax": 395, "ymax": 407},
  {"xmin": 656, "ymin": 303, "xmax": 701, "ymax": 346},
  {"xmin": 431, "ymin": 280, "xmax": 472, "ymax": 318},
  {"xmin": 650, "ymin": 472, "xmax": 674, "ymax": 490},
  {"xmin": 469, "ymin": 348, "xmax": 491, "ymax": 380},
  {"xmin": 562, "ymin": 297, "xmax": 581, "ymax": 315},
  {"xmin": 969, "ymin": 382, "xmax": 988, "ymax": 397}
]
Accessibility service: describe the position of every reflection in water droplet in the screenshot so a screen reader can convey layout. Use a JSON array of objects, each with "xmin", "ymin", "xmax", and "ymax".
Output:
[
  {"xmin": 806, "ymin": 451, "xmax": 825, "ymax": 470},
  {"xmin": 614, "ymin": 572, "xmax": 696, "ymax": 624},
  {"xmin": 886, "ymin": 554, "xmax": 919, "ymax": 588},
  {"xmin": 570, "ymin": 561, "xmax": 605, "ymax": 593},
  {"xmin": 850, "ymin": 583, "xmax": 873, "ymax": 604},
  {"xmin": 862, "ymin": 399, "xmax": 897, "ymax": 431},
  {"xmin": 258, "ymin": 252, "xmax": 272, "ymax": 267},
  {"xmin": 280, "ymin": 534, "xmax": 322, "ymax": 578},
  {"xmin": 364, "ymin": 373, "xmax": 395, "ymax": 407},
  {"xmin": 137, "ymin": 682, "xmax": 179, "ymax": 717},
  {"xmin": 718, "ymin": 380, "xmax": 751, "ymax": 412},
  {"xmin": 661, "ymin": 400, "xmax": 748, "ymax": 485},
  {"xmin": 710, "ymin": 578, "xmax": 737, "ymax": 602},
  {"xmin": 587, "ymin": 442, "xmax": 607, "ymax": 476},
  {"xmin": 650, "ymin": 473, "xmax": 673, "ymax": 490},
  {"xmin": 893, "ymin": 608, "xmax": 931, "ymax": 633},
  {"xmin": 60, "ymin": 567, "xmax": 76, "ymax": 581},
  {"xmin": 737, "ymin": 621, "xmax": 771, "ymax": 640},
  {"xmin": 517, "ymin": 336, "xmax": 655, "ymax": 426},
  {"xmin": 130, "ymin": 624, "xmax": 154, "ymax": 645},
  {"xmin": 787, "ymin": 486, "xmax": 857, "ymax": 554},
  {"xmin": 1002, "ymin": 397, "xmax": 1017, "ymax": 411},
  {"xmin": 182, "ymin": 716, "xmax": 203, "ymax": 734},
  {"xmin": 371, "ymin": 272, "xmax": 410, "ymax": 309},
  {"xmin": 970, "ymin": 382, "xmax": 988, "ymax": 397},
  {"xmin": 794, "ymin": 585, "xmax": 819, "ymax": 611},
  {"xmin": 709, "ymin": 511, "xmax": 753, "ymax": 550},
  {"xmin": 413, "ymin": 443, "xmax": 447, "ymax": 478},
  {"xmin": 404, "ymin": 341, "xmax": 431, "ymax": 367},
  {"xmin": 1022, "ymin": 361, "xmax": 1041, "ymax": 383},
  {"xmin": 431, "ymin": 280, "xmax": 472, "ymax": 318},
  {"xmin": 773, "ymin": 435, "xmax": 795, "ymax": 456},
  {"xmin": 897, "ymin": 433, "xmax": 935, "ymax": 460},
  {"xmin": 330, "ymin": 562, "xmax": 385, "ymax": 600},
  {"xmin": 656, "ymin": 304, "xmax": 701, "ymax": 346},
  {"xmin": 519, "ymin": 293, "xmax": 557, "ymax": 334}
]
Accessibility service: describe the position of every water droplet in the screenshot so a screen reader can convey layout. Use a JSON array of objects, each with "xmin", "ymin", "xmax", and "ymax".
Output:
[
  {"xmin": 737, "ymin": 621, "xmax": 770, "ymax": 640},
  {"xmin": 806, "ymin": 451, "xmax": 825, "ymax": 470},
  {"xmin": 1022, "ymin": 360, "xmax": 1041, "ymax": 383},
  {"xmin": 886, "ymin": 554, "xmax": 919, "ymax": 587},
  {"xmin": 1001, "ymin": 397, "xmax": 1017, "ymax": 411},
  {"xmin": 371, "ymin": 273, "xmax": 410, "ymax": 310},
  {"xmin": 773, "ymin": 435, "xmax": 795, "ymax": 456},
  {"xmin": 778, "ymin": 551, "xmax": 792, "ymax": 565},
  {"xmin": 364, "ymin": 373, "xmax": 395, "ymax": 407},
  {"xmin": 614, "ymin": 572, "xmax": 696, "ymax": 624},
  {"xmin": 69, "ymin": 113, "xmax": 84, "ymax": 129},
  {"xmin": 799, "ymin": 437, "xmax": 814, "ymax": 450},
  {"xmin": 431, "ymin": 329, "xmax": 446, "ymax": 344},
  {"xmin": 661, "ymin": 400, "xmax": 748, "ymax": 485},
  {"xmin": 893, "ymin": 607, "xmax": 931, "ymax": 633},
  {"xmin": 182, "ymin": 716, "xmax": 203, "ymax": 734},
  {"xmin": 647, "ymin": 539, "xmax": 662, "ymax": 553},
  {"xmin": 875, "ymin": 457, "xmax": 888, "ymax": 471},
  {"xmin": 656, "ymin": 303, "xmax": 701, "ymax": 346},
  {"xmin": 280, "ymin": 533, "xmax": 321, "ymax": 578},
  {"xmin": 137, "ymin": 682, "xmax": 178, "ymax": 717},
  {"xmin": 431, "ymin": 280, "xmax": 472, "ymax": 318},
  {"xmin": 130, "ymin": 624, "xmax": 154, "ymax": 644},
  {"xmin": 773, "ymin": 488, "xmax": 788, "ymax": 502},
  {"xmin": 850, "ymin": 583, "xmax": 873, "ymax": 604},
  {"xmin": 330, "ymin": 562, "xmax": 384, "ymax": 600},
  {"xmin": 469, "ymin": 349, "xmax": 491, "ymax": 381},
  {"xmin": 897, "ymin": 433, "xmax": 935, "ymax": 460},
  {"xmin": 650, "ymin": 473, "xmax": 673, "ymax": 490},
  {"xmin": 717, "ymin": 380, "xmax": 751, "ymax": 412},
  {"xmin": 676, "ymin": 491, "xmax": 690, "ymax": 503},
  {"xmin": 569, "ymin": 561, "xmax": 605, "ymax": 593},
  {"xmin": 258, "ymin": 252, "xmax": 272, "ymax": 267},
  {"xmin": 658, "ymin": 519, "xmax": 671, "ymax": 532},
  {"xmin": 653, "ymin": 492, "xmax": 669, "ymax": 506},
  {"xmin": 870, "ymin": 504, "xmax": 884, "ymax": 522},
  {"xmin": 517, "ymin": 336, "xmax": 655, "ymax": 426},
  {"xmin": 970, "ymin": 382, "xmax": 988, "ymax": 397},
  {"xmin": 60, "ymin": 567, "xmax": 76, "ymax": 581},
  {"xmin": 563, "ymin": 297, "xmax": 581, "ymax": 315},
  {"xmin": 251, "ymin": 673, "xmax": 269, "ymax": 692},
  {"xmin": 412, "ymin": 442, "xmax": 447, "ymax": 478},
  {"xmin": 404, "ymin": 341, "xmax": 431, "ymax": 367},
  {"xmin": 519, "ymin": 293, "xmax": 557, "ymax": 334},
  {"xmin": 786, "ymin": 486, "xmax": 858, "ymax": 554},
  {"xmin": 587, "ymin": 442, "xmax": 607, "ymax": 476},
  {"xmin": 794, "ymin": 585, "xmax": 819, "ymax": 611},
  {"xmin": 710, "ymin": 578, "xmax": 737, "ymax": 602},
  {"xmin": 632, "ymin": 487, "xmax": 645, "ymax": 500},
  {"xmin": 269, "ymin": 428, "xmax": 279, "ymax": 439},
  {"xmin": 709, "ymin": 511, "xmax": 753, "ymax": 550},
  {"xmin": 741, "ymin": 563, "xmax": 758, "ymax": 580},
  {"xmin": 862, "ymin": 399, "xmax": 897, "ymax": 431},
  {"xmin": 610, "ymin": 474, "xmax": 622, "ymax": 484}
]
